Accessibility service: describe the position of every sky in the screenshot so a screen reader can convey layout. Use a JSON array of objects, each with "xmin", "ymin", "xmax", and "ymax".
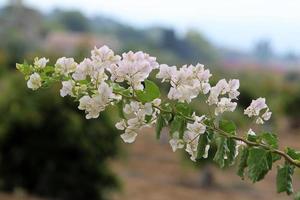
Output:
[{"xmin": 2, "ymin": 0, "xmax": 300, "ymax": 54}]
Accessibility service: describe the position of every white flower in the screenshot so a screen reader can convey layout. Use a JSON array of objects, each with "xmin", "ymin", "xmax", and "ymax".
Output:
[
  {"xmin": 72, "ymin": 58, "xmax": 94, "ymax": 80},
  {"xmin": 203, "ymin": 145, "xmax": 210, "ymax": 158},
  {"xmin": 184, "ymin": 130, "xmax": 199, "ymax": 161},
  {"xmin": 60, "ymin": 80, "xmax": 74, "ymax": 97},
  {"xmin": 55, "ymin": 57, "xmax": 77, "ymax": 76},
  {"xmin": 152, "ymin": 98, "xmax": 161, "ymax": 107},
  {"xmin": 108, "ymin": 51, "xmax": 158, "ymax": 90},
  {"xmin": 144, "ymin": 103, "xmax": 153, "ymax": 115},
  {"xmin": 157, "ymin": 64, "xmax": 212, "ymax": 103},
  {"xmin": 194, "ymin": 63, "xmax": 211, "ymax": 82},
  {"xmin": 228, "ymin": 79, "xmax": 240, "ymax": 99},
  {"xmin": 156, "ymin": 64, "xmax": 177, "ymax": 82},
  {"xmin": 116, "ymin": 120, "xmax": 126, "ymax": 130},
  {"xmin": 215, "ymin": 97, "xmax": 237, "ymax": 115},
  {"xmin": 235, "ymin": 141, "xmax": 246, "ymax": 158},
  {"xmin": 186, "ymin": 120, "xmax": 206, "ymax": 135},
  {"xmin": 262, "ymin": 109, "xmax": 272, "ymax": 121},
  {"xmin": 169, "ymin": 137, "xmax": 184, "ymax": 152},
  {"xmin": 77, "ymin": 83, "xmax": 114, "ymax": 119},
  {"xmin": 78, "ymin": 96, "xmax": 99, "ymax": 119},
  {"xmin": 27, "ymin": 72, "xmax": 42, "ymax": 90},
  {"xmin": 244, "ymin": 98, "xmax": 267, "ymax": 117},
  {"xmin": 121, "ymin": 129, "xmax": 138, "ymax": 143},
  {"xmin": 244, "ymin": 97, "xmax": 271, "ymax": 124},
  {"xmin": 91, "ymin": 45, "xmax": 120, "ymax": 67},
  {"xmin": 247, "ymin": 128, "xmax": 256, "ymax": 136},
  {"xmin": 34, "ymin": 57, "xmax": 49, "ymax": 68},
  {"xmin": 98, "ymin": 81, "xmax": 114, "ymax": 101}
]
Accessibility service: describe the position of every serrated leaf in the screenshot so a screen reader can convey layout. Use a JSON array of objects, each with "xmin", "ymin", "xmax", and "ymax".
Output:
[
  {"xmin": 156, "ymin": 114, "xmax": 165, "ymax": 139},
  {"xmin": 260, "ymin": 132, "xmax": 278, "ymax": 149},
  {"xmin": 219, "ymin": 120, "xmax": 236, "ymax": 135},
  {"xmin": 213, "ymin": 136, "xmax": 228, "ymax": 168},
  {"xmin": 247, "ymin": 148, "xmax": 272, "ymax": 182},
  {"xmin": 196, "ymin": 133, "xmax": 209, "ymax": 159},
  {"xmin": 136, "ymin": 80, "xmax": 160, "ymax": 103},
  {"xmin": 237, "ymin": 147, "xmax": 249, "ymax": 179},
  {"xmin": 277, "ymin": 164, "xmax": 294, "ymax": 195}
]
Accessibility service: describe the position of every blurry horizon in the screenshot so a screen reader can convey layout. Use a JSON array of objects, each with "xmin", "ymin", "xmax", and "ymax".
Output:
[{"xmin": 2, "ymin": 0, "xmax": 300, "ymax": 54}]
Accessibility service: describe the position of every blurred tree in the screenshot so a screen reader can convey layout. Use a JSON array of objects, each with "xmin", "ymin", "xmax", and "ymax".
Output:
[
  {"xmin": 0, "ymin": 73, "xmax": 120, "ymax": 200},
  {"xmin": 56, "ymin": 10, "xmax": 90, "ymax": 32}
]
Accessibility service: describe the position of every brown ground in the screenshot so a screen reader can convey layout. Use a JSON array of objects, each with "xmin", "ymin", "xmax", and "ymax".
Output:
[
  {"xmin": 0, "ymin": 120, "xmax": 299, "ymax": 200},
  {"xmin": 111, "ymin": 125, "xmax": 300, "ymax": 200}
]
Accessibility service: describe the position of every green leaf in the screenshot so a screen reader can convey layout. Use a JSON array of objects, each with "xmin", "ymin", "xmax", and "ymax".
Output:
[
  {"xmin": 170, "ymin": 115, "xmax": 185, "ymax": 139},
  {"xmin": 112, "ymin": 83, "xmax": 131, "ymax": 97},
  {"xmin": 247, "ymin": 148, "xmax": 273, "ymax": 182},
  {"xmin": 136, "ymin": 80, "xmax": 160, "ymax": 103},
  {"xmin": 219, "ymin": 120, "xmax": 236, "ymax": 135},
  {"xmin": 213, "ymin": 136, "xmax": 228, "ymax": 168},
  {"xmin": 155, "ymin": 114, "xmax": 165, "ymax": 139},
  {"xmin": 196, "ymin": 133, "xmax": 209, "ymax": 159},
  {"xmin": 277, "ymin": 164, "xmax": 294, "ymax": 195},
  {"xmin": 175, "ymin": 102, "xmax": 192, "ymax": 117},
  {"xmin": 225, "ymin": 138, "xmax": 237, "ymax": 166},
  {"xmin": 160, "ymin": 103, "xmax": 173, "ymax": 123},
  {"xmin": 116, "ymin": 100, "xmax": 125, "ymax": 119},
  {"xmin": 259, "ymin": 132, "xmax": 278, "ymax": 149},
  {"xmin": 16, "ymin": 62, "xmax": 33, "ymax": 77},
  {"xmin": 237, "ymin": 147, "xmax": 249, "ymax": 179},
  {"xmin": 286, "ymin": 147, "xmax": 300, "ymax": 160}
]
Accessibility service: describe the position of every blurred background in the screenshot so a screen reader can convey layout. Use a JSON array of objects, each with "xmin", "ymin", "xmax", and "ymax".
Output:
[{"xmin": 0, "ymin": 0, "xmax": 300, "ymax": 199}]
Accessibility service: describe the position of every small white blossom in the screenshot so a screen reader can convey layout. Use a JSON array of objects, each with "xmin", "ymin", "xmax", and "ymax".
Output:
[
  {"xmin": 121, "ymin": 129, "xmax": 138, "ymax": 143},
  {"xmin": 158, "ymin": 64, "xmax": 212, "ymax": 103},
  {"xmin": 55, "ymin": 57, "xmax": 77, "ymax": 76},
  {"xmin": 27, "ymin": 72, "xmax": 42, "ymax": 90},
  {"xmin": 72, "ymin": 58, "xmax": 94, "ymax": 80},
  {"xmin": 60, "ymin": 80, "xmax": 74, "ymax": 97},
  {"xmin": 228, "ymin": 79, "xmax": 240, "ymax": 99},
  {"xmin": 156, "ymin": 64, "xmax": 177, "ymax": 82},
  {"xmin": 247, "ymin": 128, "xmax": 256, "ymax": 136},
  {"xmin": 244, "ymin": 97, "xmax": 271, "ymax": 124},
  {"xmin": 203, "ymin": 145, "xmax": 210, "ymax": 159},
  {"xmin": 169, "ymin": 137, "xmax": 185, "ymax": 152},
  {"xmin": 115, "ymin": 119, "xmax": 126, "ymax": 130},
  {"xmin": 215, "ymin": 97, "xmax": 237, "ymax": 115},
  {"xmin": 108, "ymin": 51, "xmax": 158, "ymax": 90},
  {"xmin": 91, "ymin": 45, "xmax": 120, "ymax": 68},
  {"xmin": 34, "ymin": 57, "xmax": 49, "ymax": 68},
  {"xmin": 262, "ymin": 109, "xmax": 272, "ymax": 121}
]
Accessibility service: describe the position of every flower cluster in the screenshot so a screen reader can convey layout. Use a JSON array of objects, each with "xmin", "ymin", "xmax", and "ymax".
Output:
[
  {"xmin": 244, "ymin": 97, "xmax": 272, "ymax": 124},
  {"xmin": 22, "ymin": 45, "xmax": 271, "ymax": 162},
  {"xmin": 109, "ymin": 51, "xmax": 158, "ymax": 90},
  {"xmin": 115, "ymin": 99, "xmax": 161, "ymax": 143},
  {"xmin": 156, "ymin": 63, "xmax": 211, "ymax": 103},
  {"xmin": 207, "ymin": 79, "xmax": 240, "ymax": 116}
]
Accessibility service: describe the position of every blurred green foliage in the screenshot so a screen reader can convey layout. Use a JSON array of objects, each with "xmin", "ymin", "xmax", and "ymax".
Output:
[{"xmin": 0, "ymin": 72, "xmax": 120, "ymax": 200}]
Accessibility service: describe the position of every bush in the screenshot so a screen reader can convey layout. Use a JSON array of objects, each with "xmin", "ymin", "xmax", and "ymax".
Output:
[{"xmin": 0, "ymin": 72, "xmax": 120, "ymax": 200}]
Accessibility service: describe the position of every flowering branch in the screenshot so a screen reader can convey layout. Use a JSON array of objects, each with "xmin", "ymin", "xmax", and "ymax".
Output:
[{"xmin": 17, "ymin": 46, "xmax": 300, "ymax": 198}]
